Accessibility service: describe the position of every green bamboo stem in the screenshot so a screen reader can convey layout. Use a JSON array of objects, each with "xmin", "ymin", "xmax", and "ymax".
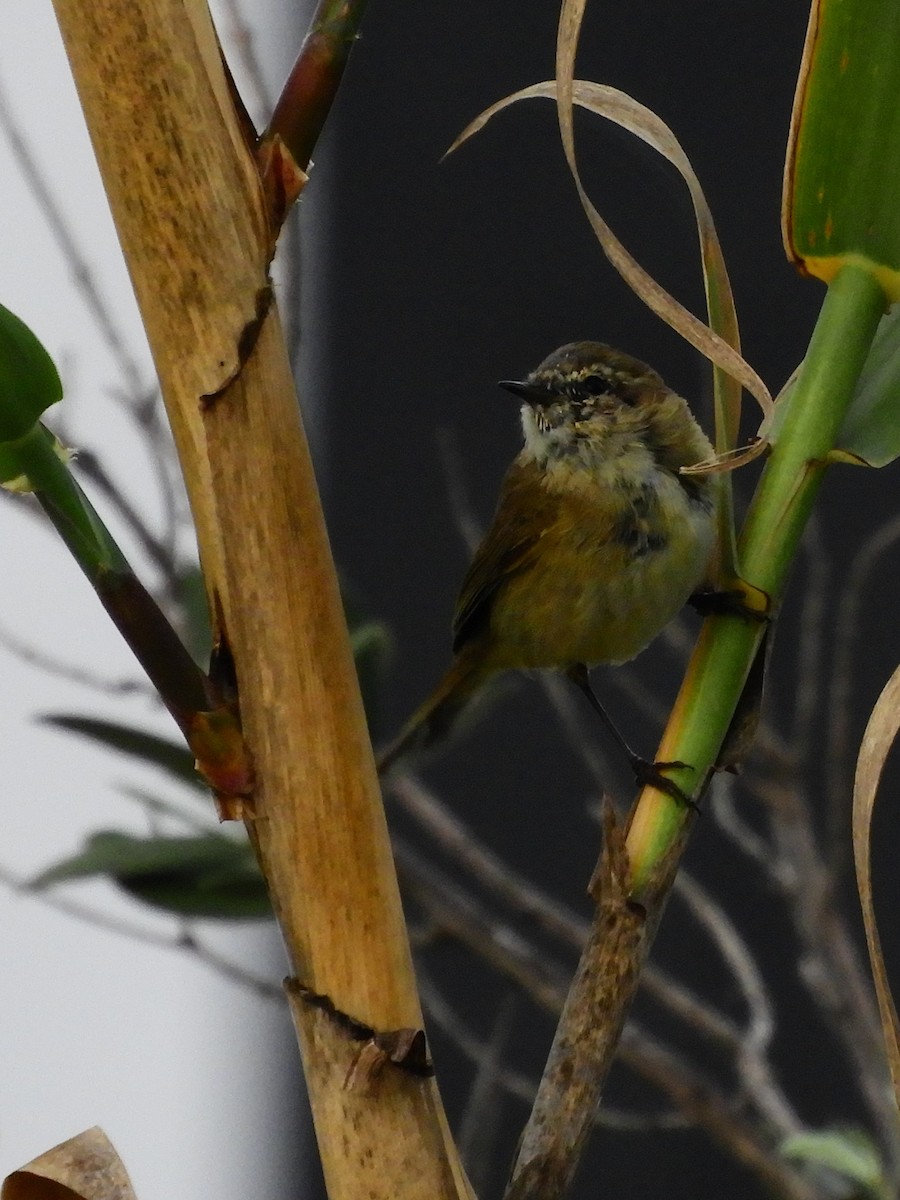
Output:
[
  {"xmin": 627, "ymin": 262, "xmax": 887, "ymax": 890},
  {"xmin": 11, "ymin": 422, "xmax": 213, "ymax": 726},
  {"xmin": 265, "ymin": 0, "xmax": 368, "ymax": 172}
]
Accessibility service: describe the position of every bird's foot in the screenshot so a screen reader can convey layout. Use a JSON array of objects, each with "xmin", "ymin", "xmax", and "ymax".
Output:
[
  {"xmin": 689, "ymin": 585, "xmax": 770, "ymax": 624},
  {"xmin": 629, "ymin": 755, "xmax": 697, "ymax": 809}
]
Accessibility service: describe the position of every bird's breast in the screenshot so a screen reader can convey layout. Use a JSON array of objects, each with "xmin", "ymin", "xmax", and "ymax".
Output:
[{"xmin": 486, "ymin": 458, "xmax": 715, "ymax": 670}]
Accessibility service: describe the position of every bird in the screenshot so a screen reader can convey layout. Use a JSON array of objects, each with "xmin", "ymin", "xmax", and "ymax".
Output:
[{"xmin": 377, "ymin": 340, "xmax": 718, "ymax": 794}]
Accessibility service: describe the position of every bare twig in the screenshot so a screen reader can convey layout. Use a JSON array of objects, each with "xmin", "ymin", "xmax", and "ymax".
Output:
[
  {"xmin": 436, "ymin": 427, "xmax": 484, "ymax": 558},
  {"xmin": 753, "ymin": 771, "xmax": 900, "ymax": 1175},
  {"xmin": 392, "ymin": 768, "xmax": 807, "ymax": 1149},
  {"xmin": 0, "ymin": 73, "xmax": 149, "ymax": 400},
  {"xmin": 538, "ymin": 672, "xmax": 616, "ymax": 791},
  {"xmin": 673, "ymin": 873, "xmax": 803, "ymax": 1136},
  {"xmin": 420, "ymin": 974, "xmax": 687, "ymax": 1133},
  {"xmin": 618, "ymin": 1026, "xmax": 820, "ymax": 1200},
  {"xmin": 0, "ymin": 616, "xmax": 149, "ymax": 696},
  {"xmin": 389, "ymin": 773, "xmax": 588, "ymax": 949},
  {"xmin": 710, "ymin": 775, "xmax": 785, "ymax": 883},
  {"xmin": 0, "ymin": 863, "xmax": 281, "ymax": 999},
  {"xmin": 674, "ymin": 873, "xmax": 775, "ymax": 1053},
  {"xmin": 0, "ymin": 74, "xmax": 190, "ymax": 581},
  {"xmin": 395, "ymin": 835, "xmax": 573, "ymax": 1014},
  {"xmin": 218, "ymin": 0, "xmax": 274, "ymax": 115},
  {"xmin": 506, "ymin": 807, "xmax": 646, "ymax": 1200},
  {"xmin": 457, "ymin": 992, "xmax": 517, "ymax": 1193},
  {"xmin": 402, "ymin": 826, "xmax": 816, "ymax": 1200}
]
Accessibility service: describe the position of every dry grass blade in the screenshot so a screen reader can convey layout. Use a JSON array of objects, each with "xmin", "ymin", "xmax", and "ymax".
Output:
[
  {"xmin": 555, "ymin": 0, "xmax": 770, "ymax": 420},
  {"xmin": 852, "ymin": 663, "xmax": 900, "ymax": 1111},
  {"xmin": 1, "ymin": 1127, "xmax": 137, "ymax": 1200},
  {"xmin": 449, "ymin": 83, "xmax": 771, "ymax": 430}
]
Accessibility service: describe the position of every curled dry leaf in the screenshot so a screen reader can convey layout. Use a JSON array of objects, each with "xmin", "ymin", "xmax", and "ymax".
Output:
[
  {"xmin": 555, "ymin": 0, "xmax": 770, "ymax": 417},
  {"xmin": 1, "ymin": 1127, "xmax": 137, "ymax": 1200},
  {"xmin": 852, "ymin": 664, "xmax": 900, "ymax": 1112},
  {"xmin": 447, "ymin": 85, "xmax": 772, "ymax": 428}
]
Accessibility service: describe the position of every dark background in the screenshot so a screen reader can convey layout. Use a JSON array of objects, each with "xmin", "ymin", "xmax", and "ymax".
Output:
[{"xmin": 280, "ymin": 1, "xmax": 900, "ymax": 1196}]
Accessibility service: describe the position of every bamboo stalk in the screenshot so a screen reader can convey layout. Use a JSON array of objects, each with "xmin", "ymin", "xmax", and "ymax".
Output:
[{"xmin": 49, "ymin": 2, "xmax": 470, "ymax": 1195}]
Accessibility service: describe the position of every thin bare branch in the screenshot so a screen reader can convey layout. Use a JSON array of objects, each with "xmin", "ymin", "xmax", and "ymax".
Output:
[
  {"xmin": 755, "ymin": 772, "xmax": 900, "ymax": 1174},
  {"xmin": 391, "ymin": 771, "xmax": 802, "ymax": 1143},
  {"xmin": 457, "ymin": 992, "xmax": 517, "ymax": 1192},
  {"xmin": 420, "ymin": 974, "xmax": 688, "ymax": 1133},
  {"xmin": 218, "ymin": 0, "xmax": 274, "ymax": 115},
  {"xmin": 436, "ymin": 427, "xmax": 483, "ymax": 558},
  {"xmin": 538, "ymin": 672, "xmax": 616, "ymax": 791},
  {"xmin": 673, "ymin": 873, "xmax": 803, "ymax": 1136},
  {"xmin": 0, "ymin": 863, "xmax": 282, "ymax": 999},
  {"xmin": 389, "ymin": 774, "xmax": 588, "ymax": 949},
  {"xmin": 0, "ymin": 616, "xmax": 149, "ymax": 696},
  {"xmin": 674, "ymin": 873, "xmax": 775, "ymax": 1053},
  {"xmin": 618, "ymin": 1026, "xmax": 819, "ymax": 1200},
  {"xmin": 0, "ymin": 72, "xmax": 149, "ymax": 399},
  {"xmin": 710, "ymin": 775, "xmax": 785, "ymax": 883},
  {"xmin": 395, "ymin": 835, "xmax": 573, "ymax": 1014}
]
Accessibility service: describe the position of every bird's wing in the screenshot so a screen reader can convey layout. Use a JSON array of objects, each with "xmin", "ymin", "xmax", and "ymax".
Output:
[{"xmin": 452, "ymin": 457, "xmax": 556, "ymax": 653}]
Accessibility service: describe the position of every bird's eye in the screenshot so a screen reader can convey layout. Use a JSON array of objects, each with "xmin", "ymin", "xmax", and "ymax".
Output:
[
  {"xmin": 564, "ymin": 373, "xmax": 609, "ymax": 402},
  {"xmin": 576, "ymin": 373, "xmax": 609, "ymax": 396}
]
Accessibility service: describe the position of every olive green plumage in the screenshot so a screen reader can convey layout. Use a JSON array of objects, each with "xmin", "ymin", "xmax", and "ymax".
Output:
[{"xmin": 378, "ymin": 341, "xmax": 716, "ymax": 775}]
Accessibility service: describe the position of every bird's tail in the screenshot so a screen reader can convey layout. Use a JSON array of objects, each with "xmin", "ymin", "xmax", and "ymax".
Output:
[{"xmin": 377, "ymin": 652, "xmax": 489, "ymax": 777}]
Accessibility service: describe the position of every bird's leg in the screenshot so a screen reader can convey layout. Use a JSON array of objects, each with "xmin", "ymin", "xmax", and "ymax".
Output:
[{"xmin": 565, "ymin": 663, "xmax": 694, "ymax": 806}]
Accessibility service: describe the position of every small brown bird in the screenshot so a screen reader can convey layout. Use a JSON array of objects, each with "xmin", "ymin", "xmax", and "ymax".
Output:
[{"xmin": 378, "ymin": 341, "xmax": 718, "ymax": 788}]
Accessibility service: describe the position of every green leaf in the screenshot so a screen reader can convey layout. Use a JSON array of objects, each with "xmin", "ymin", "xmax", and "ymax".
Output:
[
  {"xmin": 340, "ymin": 577, "xmax": 393, "ymax": 735},
  {"xmin": 176, "ymin": 565, "xmax": 213, "ymax": 664},
  {"xmin": 41, "ymin": 714, "xmax": 203, "ymax": 790},
  {"xmin": 32, "ymin": 830, "xmax": 271, "ymax": 920},
  {"xmin": 766, "ymin": 306, "xmax": 900, "ymax": 467},
  {"xmin": 835, "ymin": 304, "xmax": 900, "ymax": 465},
  {"xmin": 785, "ymin": 0, "xmax": 900, "ymax": 297},
  {"xmin": 0, "ymin": 302, "xmax": 63, "ymax": 441},
  {"xmin": 350, "ymin": 618, "xmax": 392, "ymax": 734},
  {"xmin": 781, "ymin": 1128, "xmax": 889, "ymax": 1199}
]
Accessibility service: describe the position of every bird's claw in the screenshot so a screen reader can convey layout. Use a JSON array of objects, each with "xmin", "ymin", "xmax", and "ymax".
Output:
[
  {"xmin": 629, "ymin": 756, "xmax": 697, "ymax": 809},
  {"xmin": 689, "ymin": 587, "xmax": 770, "ymax": 624}
]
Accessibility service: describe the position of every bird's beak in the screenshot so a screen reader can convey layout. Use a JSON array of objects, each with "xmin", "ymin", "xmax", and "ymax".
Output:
[{"xmin": 498, "ymin": 379, "xmax": 543, "ymax": 405}]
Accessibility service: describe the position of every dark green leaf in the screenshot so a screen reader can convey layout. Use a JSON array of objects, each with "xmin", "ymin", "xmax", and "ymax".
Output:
[
  {"xmin": 176, "ymin": 565, "xmax": 213, "ymax": 664},
  {"xmin": 765, "ymin": 307, "xmax": 900, "ymax": 468},
  {"xmin": 32, "ymin": 830, "xmax": 271, "ymax": 920},
  {"xmin": 785, "ymin": 0, "xmax": 900, "ymax": 293},
  {"xmin": 340, "ymin": 575, "xmax": 392, "ymax": 735},
  {"xmin": 350, "ymin": 618, "xmax": 392, "ymax": 735},
  {"xmin": 835, "ymin": 305, "xmax": 900, "ymax": 466},
  {"xmin": 0, "ymin": 302, "xmax": 63, "ymax": 442}
]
